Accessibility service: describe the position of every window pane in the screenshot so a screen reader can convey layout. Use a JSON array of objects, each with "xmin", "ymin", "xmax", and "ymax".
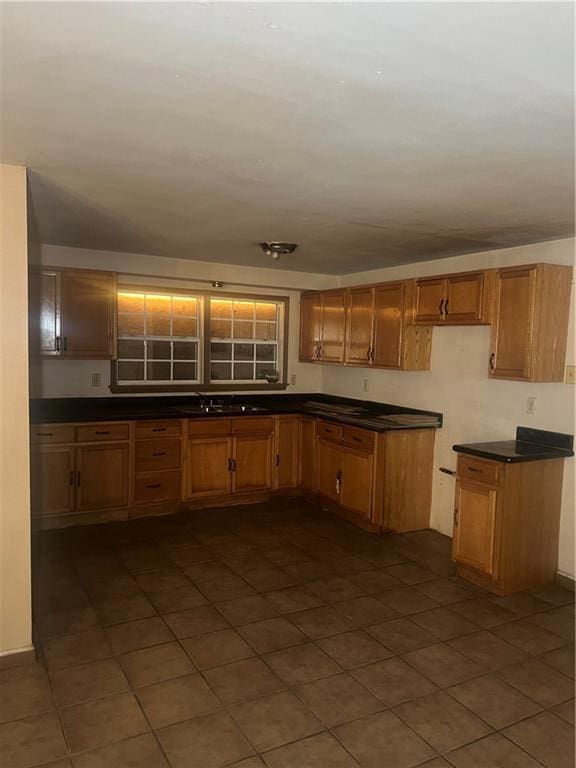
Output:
[
  {"xmin": 147, "ymin": 340, "xmax": 171, "ymax": 360},
  {"xmin": 174, "ymin": 341, "xmax": 197, "ymax": 360},
  {"xmin": 211, "ymin": 299, "xmax": 232, "ymax": 319},
  {"xmin": 211, "ymin": 318, "xmax": 232, "ymax": 338},
  {"xmin": 234, "ymin": 343, "xmax": 254, "ymax": 361},
  {"xmin": 146, "ymin": 295, "xmax": 171, "ymax": 314},
  {"xmin": 210, "ymin": 342, "xmax": 232, "ymax": 360},
  {"xmin": 233, "ymin": 320, "xmax": 253, "ymax": 339},
  {"xmin": 117, "ymin": 361, "xmax": 144, "ymax": 380},
  {"xmin": 147, "ymin": 361, "xmax": 171, "ymax": 380},
  {"xmin": 210, "ymin": 362, "xmax": 232, "ymax": 380},
  {"xmin": 233, "ymin": 362, "xmax": 254, "ymax": 380},
  {"xmin": 118, "ymin": 292, "xmax": 144, "ymax": 313},
  {"xmin": 173, "ymin": 297, "xmax": 197, "ymax": 317},
  {"xmin": 255, "ymin": 302, "xmax": 277, "ymax": 322},
  {"xmin": 234, "ymin": 301, "xmax": 254, "ymax": 321},
  {"xmin": 173, "ymin": 317, "xmax": 197, "ymax": 337},
  {"xmin": 255, "ymin": 322, "xmax": 276, "ymax": 340},
  {"xmin": 147, "ymin": 315, "xmax": 171, "ymax": 336},
  {"xmin": 117, "ymin": 339, "xmax": 144, "ymax": 359},
  {"xmin": 118, "ymin": 314, "xmax": 145, "ymax": 336},
  {"xmin": 256, "ymin": 344, "xmax": 275, "ymax": 362},
  {"xmin": 173, "ymin": 362, "xmax": 197, "ymax": 380},
  {"xmin": 256, "ymin": 363, "xmax": 277, "ymax": 380}
]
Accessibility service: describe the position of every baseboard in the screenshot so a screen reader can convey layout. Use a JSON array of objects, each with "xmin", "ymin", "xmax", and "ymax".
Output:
[
  {"xmin": 555, "ymin": 571, "xmax": 575, "ymax": 591},
  {"xmin": 0, "ymin": 644, "xmax": 36, "ymax": 670}
]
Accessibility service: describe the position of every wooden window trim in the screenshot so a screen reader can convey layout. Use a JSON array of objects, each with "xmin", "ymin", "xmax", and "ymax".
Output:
[{"xmin": 110, "ymin": 287, "xmax": 289, "ymax": 393}]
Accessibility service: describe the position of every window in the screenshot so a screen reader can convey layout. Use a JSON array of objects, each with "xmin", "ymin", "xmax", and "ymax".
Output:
[
  {"xmin": 112, "ymin": 287, "xmax": 288, "ymax": 391},
  {"xmin": 116, "ymin": 290, "xmax": 201, "ymax": 384}
]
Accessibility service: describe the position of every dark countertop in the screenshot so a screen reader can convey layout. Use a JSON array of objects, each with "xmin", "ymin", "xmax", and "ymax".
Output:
[
  {"xmin": 30, "ymin": 393, "xmax": 443, "ymax": 434},
  {"xmin": 453, "ymin": 426, "xmax": 574, "ymax": 463}
]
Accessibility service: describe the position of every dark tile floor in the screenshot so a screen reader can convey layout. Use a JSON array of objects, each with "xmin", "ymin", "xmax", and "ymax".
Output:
[{"xmin": 1, "ymin": 498, "xmax": 574, "ymax": 768}]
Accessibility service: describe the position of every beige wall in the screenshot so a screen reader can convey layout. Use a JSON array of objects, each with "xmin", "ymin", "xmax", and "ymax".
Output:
[
  {"xmin": 0, "ymin": 164, "xmax": 32, "ymax": 659},
  {"xmin": 323, "ymin": 238, "xmax": 576, "ymax": 579},
  {"xmin": 33, "ymin": 244, "xmax": 338, "ymax": 398}
]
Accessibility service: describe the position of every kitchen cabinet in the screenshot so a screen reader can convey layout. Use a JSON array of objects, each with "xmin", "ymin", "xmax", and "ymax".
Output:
[
  {"xmin": 134, "ymin": 420, "xmax": 183, "ymax": 504},
  {"xmin": 345, "ymin": 287, "xmax": 374, "ymax": 365},
  {"xmin": 489, "ymin": 263, "xmax": 572, "ymax": 382},
  {"xmin": 414, "ymin": 271, "xmax": 492, "ymax": 325},
  {"xmin": 300, "ymin": 417, "xmax": 316, "ymax": 492},
  {"xmin": 234, "ymin": 433, "xmax": 272, "ymax": 492},
  {"xmin": 31, "ymin": 446, "xmax": 75, "ymax": 517},
  {"xmin": 299, "ymin": 289, "xmax": 346, "ymax": 363},
  {"xmin": 187, "ymin": 437, "xmax": 232, "ymax": 498},
  {"xmin": 299, "ymin": 292, "xmax": 322, "ymax": 362},
  {"xmin": 76, "ymin": 443, "xmax": 129, "ymax": 511},
  {"xmin": 340, "ymin": 447, "xmax": 373, "ymax": 520},
  {"xmin": 29, "ymin": 267, "xmax": 116, "ymax": 359},
  {"xmin": 316, "ymin": 438, "xmax": 343, "ymax": 503},
  {"xmin": 452, "ymin": 452, "xmax": 566, "ymax": 594},
  {"xmin": 273, "ymin": 415, "xmax": 301, "ymax": 490}
]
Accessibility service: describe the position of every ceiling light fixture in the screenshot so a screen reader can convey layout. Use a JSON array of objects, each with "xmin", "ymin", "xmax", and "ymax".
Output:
[{"xmin": 259, "ymin": 241, "xmax": 298, "ymax": 261}]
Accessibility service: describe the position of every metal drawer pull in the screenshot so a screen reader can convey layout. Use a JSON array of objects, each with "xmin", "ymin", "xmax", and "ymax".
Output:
[
  {"xmin": 36, "ymin": 432, "xmax": 54, "ymax": 437},
  {"xmin": 152, "ymin": 427, "xmax": 167, "ymax": 432},
  {"xmin": 352, "ymin": 436, "xmax": 362, "ymax": 443},
  {"xmin": 94, "ymin": 430, "xmax": 111, "ymax": 435},
  {"xmin": 146, "ymin": 483, "xmax": 162, "ymax": 489},
  {"xmin": 324, "ymin": 428, "xmax": 333, "ymax": 434},
  {"xmin": 467, "ymin": 466, "xmax": 483, "ymax": 473},
  {"xmin": 152, "ymin": 451, "xmax": 167, "ymax": 457}
]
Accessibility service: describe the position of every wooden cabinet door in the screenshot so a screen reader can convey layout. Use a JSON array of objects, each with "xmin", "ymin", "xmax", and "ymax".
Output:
[
  {"xmin": 60, "ymin": 270, "xmax": 116, "ymax": 358},
  {"xmin": 299, "ymin": 292, "xmax": 322, "ymax": 361},
  {"xmin": 489, "ymin": 266, "xmax": 536, "ymax": 380},
  {"xmin": 273, "ymin": 417, "xmax": 300, "ymax": 490},
  {"xmin": 29, "ymin": 270, "xmax": 61, "ymax": 355},
  {"xmin": 444, "ymin": 272, "xmax": 485, "ymax": 324},
  {"xmin": 300, "ymin": 418, "xmax": 316, "ymax": 492},
  {"xmin": 340, "ymin": 447, "xmax": 373, "ymax": 520},
  {"xmin": 233, "ymin": 434, "xmax": 272, "ymax": 493},
  {"xmin": 372, "ymin": 283, "xmax": 404, "ymax": 368},
  {"xmin": 31, "ymin": 446, "xmax": 75, "ymax": 516},
  {"xmin": 75, "ymin": 443, "xmax": 129, "ymax": 511},
  {"xmin": 187, "ymin": 437, "xmax": 232, "ymax": 498},
  {"xmin": 452, "ymin": 479, "xmax": 497, "ymax": 576},
  {"xmin": 316, "ymin": 439, "xmax": 342, "ymax": 502},
  {"xmin": 345, "ymin": 287, "xmax": 374, "ymax": 366},
  {"xmin": 320, "ymin": 290, "xmax": 346, "ymax": 363},
  {"xmin": 414, "ymin": 278, "xmax": 446, "ymax": 323}
]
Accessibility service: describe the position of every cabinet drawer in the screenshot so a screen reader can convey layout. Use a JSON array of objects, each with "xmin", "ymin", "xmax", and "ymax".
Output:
[
  {"xmin": 342, "ymin": 426, "xmax": 375, "ymax": 451},
  {"xmin": 75, "ymin": 423, "xmax": 130, "ymax": 442},
  {"xmin": 135, "ymin": 439, "xmax": 182, "ymax": 473},
  {"xmin": 232, "ymin": 417, "xmax": 273, "ymax": 435},
  {"xmin": 135, "ymin": 420, "xmax": 182, "ymax": 439},
  {"xmin": 188, "ymin": 418, "xmax": 232, "ymax": 437},
  {"xmin": 134, "ymin": 470, "xmax": 181, "ymax": 503},
  {"xmin": 457, "ymin": 455, "xmax": 499, "ymax": 486},
  {"xmin": 317, "ymin": 421, "xmax": 343, "ymax": 442},
  {"xmin": 30, "ymin": 424, "xmax": 75, "ymax": 444}
]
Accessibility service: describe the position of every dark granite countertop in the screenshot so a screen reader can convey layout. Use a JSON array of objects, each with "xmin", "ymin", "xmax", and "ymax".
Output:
[
  {"xmin": 453, "ymin": 426, "xmax": 574, "ymax": 463},
  {"xmin": 30, "ymin": 393, "xmax": 443, "ymax": 434}
]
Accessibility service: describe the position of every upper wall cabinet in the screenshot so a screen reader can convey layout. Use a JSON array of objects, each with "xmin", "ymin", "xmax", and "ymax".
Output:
[
  {"xmin": 489, "ymin": 263, "xmax": 572, "ymax": 382},
  {"xmin": 299, "ymin": 289, "xmax": 346, "ymax": 363},
  {"xmin": 30, "ymin": 268, "xmax": 117, "ymax": 359},
  {"xmin": 413, "ymin": 270, "xmax": 493, "ymax": 325}
]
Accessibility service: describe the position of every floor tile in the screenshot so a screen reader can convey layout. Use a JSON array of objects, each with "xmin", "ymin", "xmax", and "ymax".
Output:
[
  {"xmin": 529, "ymin": 606, "xmax": 575, "ymax": 642},
  {"xmin": 447, "ymin": 674, "xmax": 541, "ymax": 728},
  {"xmin": 262, "ymin": 732, "xmax": 360, "ymax": 767},
  {"xmin": 0, "ymin": 664, "xmax": 54, "ymax": 724},
  {"xmin": 238, "ymin": 617, "xmax": 306, "ymax": 654},
  {"xmin": 449, "ymin": 597, "xmax": 517, "ymax": 629},
  {"xmin": 119, "ymin": 642, "xmax": 195, "ymax": 688},
  {"xmin": 263, "ymin": 586, "xmax": 324, "ymax": 614},
  {"xmin": 352, "ymin": 657, "xmax": 437, "ymax": 706},
  {"xmin": 198, "ymin": 574, "xmax": 257, "ymax": 602},
  {"xmin": 230, "ymin": 759, "xmax": 266, "ymax": 768},
  {"xmin": 93, "ymin": 594, "xmax": 157, "ymax": 625},
  {"xmin": 487, "ymin": 593, "xmax": 550, "ymax": 617},
  {"xmin": 182, "ymin": 628, "xmax": 254, "ymax": 670},
  {"xmin": 334, "ymin": 595, "xmax": 397, "ymax": 627},
  {"xmin": 163, "ymin": 605, "xmax": 229, "ymax": 638},
  {"xmin": 283, "ymin": 561, "xmax": 334, "ymax": 583},
  {"xmin": 447, "ymin": 630, "xmax": 528, "ymax": 670},
  {"xmin": 528, "ymin": 584, "xmax": 575, "ymax": 607},
  {"xmin": 350, "ymin": 569, "xmax": 401, "ymax": 594},
  {"xmin": 503, "ymin": 711, "xmax": 575, "ymax": 768},
  {"xmin": 51, "ymin": 657, "xmax": 128, "ymax": 707},
  {"xmin": 134, "ymin": 567, "xmax": 191, "ymax": 593},
  {"xmin": 417, "ymin": 759, "xmax": 451, "ymax": 768},
  {"xmin": 137, "ymin": 672, "xmax": 220, "ymax": 728},
  {"xmin": 403, "ymin": 643, "xmax": 483, "ymax": 687},
  {"xmin": 317, "ymin": 629, "xmax": 393, "ymax": 669},
  {"xmin": 367, "ymin": 617, "xmax": 437, "ymax": 654},
  {"xmin": 35, "ymin": 605, "xmax": 100, "ymax": 639},
  {"xmin": 230, "ymin": 690, "xmax": 323, "ymax": 752},
  {"xmin": 378, "ymin": 587, "xmax": 439, "ymax": 615},
  {"xmin": 415, "ymin": 578, "xmax": 473, "ymax": 605},
  {"xmin": 383, "ymin": 563, "xmax": 437, "ymax": 585},
  {"xmin": 264, "ymin": 642, "xmax": 342, "ymax": 685},
  {"xmin": 204, "ymin": 657, "xmax": 284, "ymax": 704},
  {"xmin": 105, "ymin": 616, "xmax": 174, "ymax": 654},
  {"xmin": 446, "ymin": 732, "xmax": 542, "ymax": 767},
  {"xmin": 293, "ymin": 673, "xmax": 383, "ymax": 726},
  {"xmin": 183, "ymin": 560, "xmax": 235, "ymax": 584},
  {"xmin": 334, "ymin": 709, "xmax": 434, "ymax": 768},
  {"xmin": 539, "ymin": 644, "xmax": 575, "ymax": 678},
  {"xmin": 147, "ymin": 585, "xmax": 207, "ymax": 614},
  {"xmin": 497, "ymin": 658, "xmax": 575, "ymax": 707},
  {"xmin": 307, "ymin": 577, "xmax": 366, "ymax": 604},
  {"xmin": 328, "ymin": 556, "xmax": 373, "ymax": 576},
  {"xmin": 42, "ymin": 627, "xmax": 113, "ymax": 671},
  {"xmin": 409, "ymin": 607, "xmax": 479, "ymax": 641},
  {"xmin": 216, "ymin": 595, "xmax": 279, "ymax": 626},
  {"xmin": 243, "ymin": 566, "xmax": 297, "ymax": 593},
  {"xmin": 157, "ymin": 710, "xmax": 254, "ymax": 768},
  {"xmin": 0, "ymin": 711, "xmax": 67, "ymax": 768},
  {"xmin": 493, "ymin": 617, "xmax": 568, "ymax": 655},
  {"xmin": 394, "ymin": 690, "xmax": 491, "ymax": 753},
  {"xmin": 72, "ymin": 733, "xmax": 169, "ymax": 768},
  {"xmin": 289, "ymin": 606, "xmax": 355, "ymax": 639},
  {"xmin": 551, "ymin": 698, "xmax": 575, "ymax": 725},
  {"xmin": 61, "ymin": 691, "xmax": 148, "ymax": 752}
]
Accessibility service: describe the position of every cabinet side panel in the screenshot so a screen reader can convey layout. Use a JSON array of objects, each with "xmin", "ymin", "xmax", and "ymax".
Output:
[
  {"xmin": 383, "ymin": 429, "xmax": 435, "ymax": 532},
  {"xmin": 532, "ymin": 264, "xmax": 573, "ymax": 382}
]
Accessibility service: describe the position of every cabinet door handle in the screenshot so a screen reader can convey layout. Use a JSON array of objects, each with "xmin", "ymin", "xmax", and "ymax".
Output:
[
  {"xmin": 444, "ymin": 299, "xmax": 449, "ymax": 315},
  {"xmin": 367, "ymin": 347, "xmax": 371, "ymax": 360},
  {"xmin": 146, "ymin": 483, "xmax": 162, "ymax": 489},
  {"xmin": 76, "ymin": 471, "xmax": 81, "ymax": 487},
  {"xmin": 152, "ymin": 451, "xmax": 167, "ymax": 457},
  {"xmin": 62, "ymin": 337, "xmax": 68, "ymax": 351},
  {"xmin": 467, "ymin": 466, "xmax": 482, "ymax": 474},
  {"xmin": 318, "ymin": 345, "xmax": 323, "ymax": 359},
  {"xmin": 232, "ymin": 459, "xmax": 237, "ymax": 472},
  {"xmin": 95, "ymin": 430, "xmax": 111, "ymax": 435},
  {"xmin": 336, "ymin": 469, "xmax": 342, "ymax": 494},
  {"xmin": 275, "ymin": 454, "xmax": 280, "ymax": 466},
  {"xmin": 227, "ymin": 458, "xmax": 232, "ymax": 471},
  {"xmin": 55, "ymin": 336, "xmax": 61, "ymax": 352},
  {"xmin": 489, "ymin": 353, "xmax": 495, "ymax": 372},
  {"xmin": 454, "ymin": 509, "xmax": 459, "ymax": 525},
  {"xmin": 69, "ymin": 470, "xmax": 74, "ymax": 486},
  {"xmin": 438, "ymin": 299, "xmax": 444, "ymax": 316},
  {"xmin": 152, "ymin": 427, "xmax": 167, "ymax": 432}
]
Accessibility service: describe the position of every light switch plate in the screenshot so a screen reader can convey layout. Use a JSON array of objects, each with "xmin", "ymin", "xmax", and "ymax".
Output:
[
  {"xmin": 91, "ymin": 372, "xmax": 101, "ymax": 387},
  {"xmin": 566, "ymin": 365, "xmax": 576, "ymax": 384}
]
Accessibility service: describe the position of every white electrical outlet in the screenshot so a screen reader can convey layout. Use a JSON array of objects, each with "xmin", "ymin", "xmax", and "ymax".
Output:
[
  {"xmin": 566, "ymin": 365, "xmax": 576, "ymax": 384},
  {"xmin": 363, "ymin": 378, "xmax": 369, "ymax": 393},
  {"xmin": 526, "ymin": 396, "xmax": 536, "ymax": 415},
  {"xmin": 290, "ymin": 373, "xmax": 297, "ymax": 386},
  {"xmin": 91, "ymin": 373, "xmax": 101, "ymax": 387}
]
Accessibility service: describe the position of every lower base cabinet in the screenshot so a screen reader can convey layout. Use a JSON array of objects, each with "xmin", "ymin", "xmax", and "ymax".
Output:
[
  {"xmin": 453, "ymin": 479, "xmax": 497, "ymax": 576},
  {"xmin": 31, "ymin": 446, "xmax": 75, "ymax": 516},
  {"xmin": 187, "ymin": 437, "xmax": 232, "ymax": 497}
]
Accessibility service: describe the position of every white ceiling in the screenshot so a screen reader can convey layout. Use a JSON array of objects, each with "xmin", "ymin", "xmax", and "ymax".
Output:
[{"xmin": 1, "ymin": 2, "xmax": 574, "ymax": 274}]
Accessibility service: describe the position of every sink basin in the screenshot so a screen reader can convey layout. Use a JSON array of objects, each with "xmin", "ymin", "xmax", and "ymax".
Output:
[{"xmin": 174, "ymin": 404, "xmax": 265, "ymax": 415}]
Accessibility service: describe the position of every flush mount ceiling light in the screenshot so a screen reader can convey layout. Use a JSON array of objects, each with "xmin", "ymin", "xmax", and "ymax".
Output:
[{"xmin": 259, "ymin": 241, "xmax": 298, "ymax": 261}]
